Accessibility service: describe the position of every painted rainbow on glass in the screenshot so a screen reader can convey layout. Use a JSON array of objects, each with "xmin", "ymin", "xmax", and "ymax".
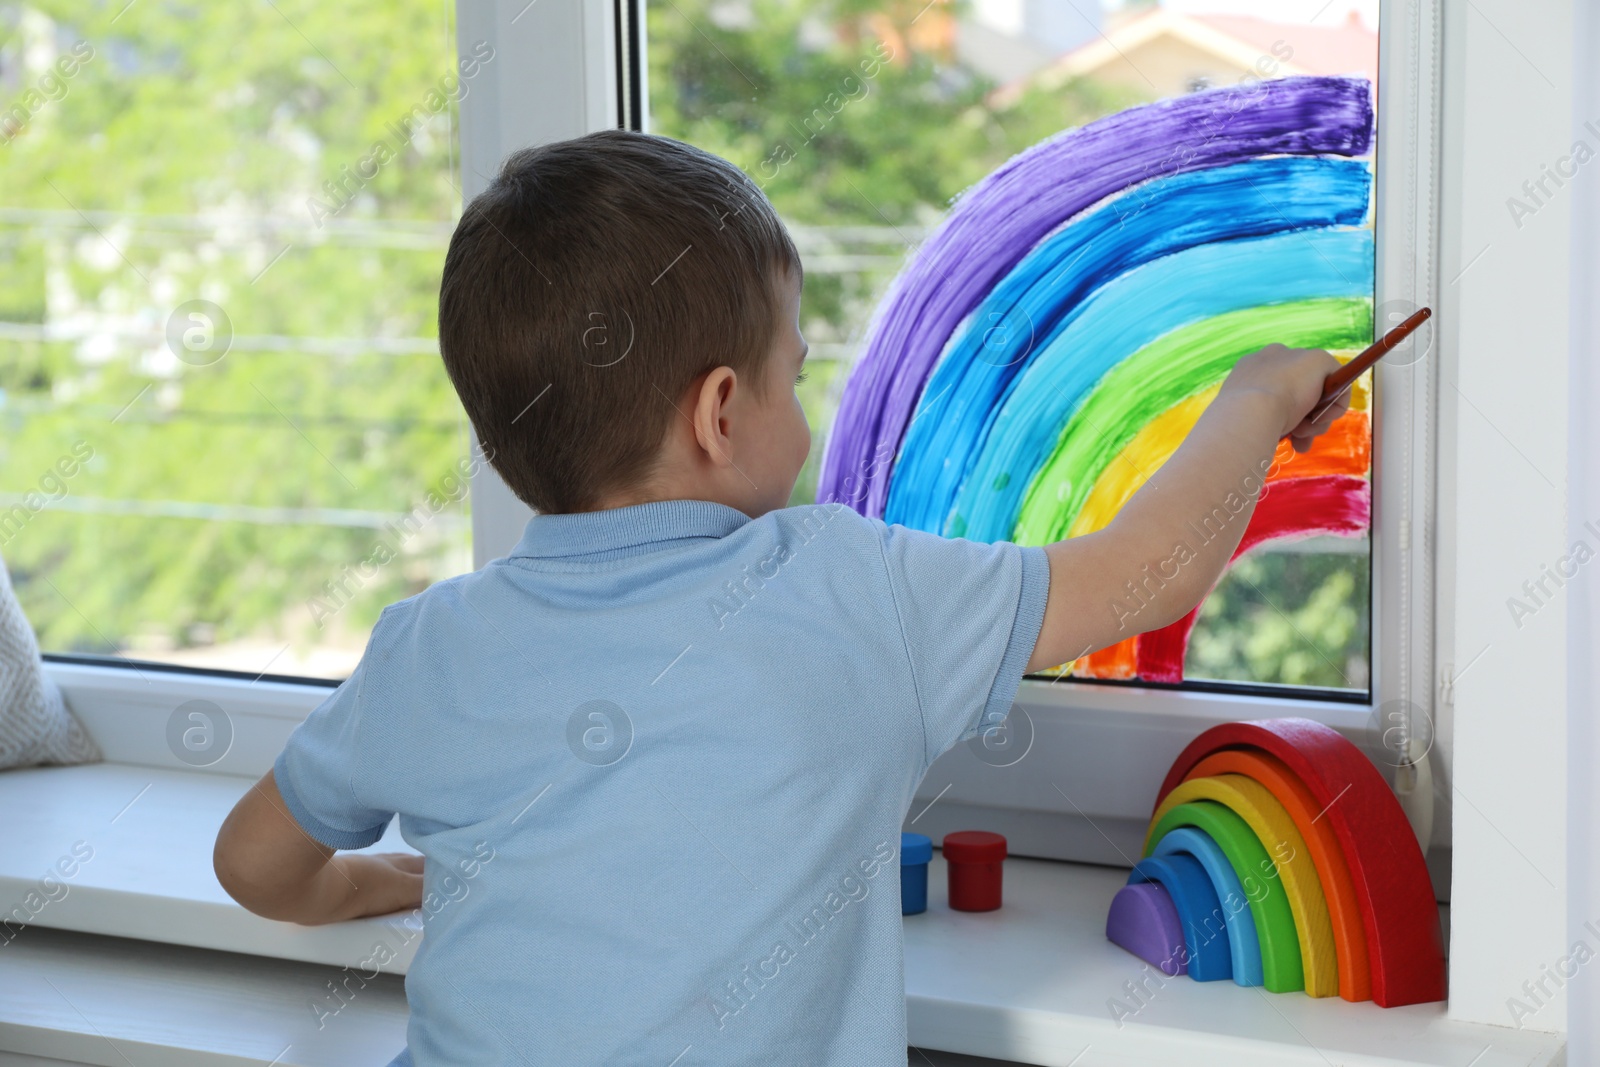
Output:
[{"xmin": 818, "ymin": 75, "xmax": 1377, "ymax": 684}]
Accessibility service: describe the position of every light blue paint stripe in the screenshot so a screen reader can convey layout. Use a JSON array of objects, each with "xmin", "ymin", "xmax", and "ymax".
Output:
[
  {"xmin": 945, "ymin": 226, "xmax": 1374, "ymax": 542},
  {"xmin": 886, "ymin": 156, "xmax": 1372, "ymax": 534}
]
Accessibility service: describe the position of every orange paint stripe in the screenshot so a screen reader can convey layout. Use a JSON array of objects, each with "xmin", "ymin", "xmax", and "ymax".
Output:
[
  {"xmin": 1267, "ymin": 410, "xmax": 1370, "ymax": 480},
  {"xmin": 1077, "ymin": 638, "xmax": 1138, "ymax": 679}
]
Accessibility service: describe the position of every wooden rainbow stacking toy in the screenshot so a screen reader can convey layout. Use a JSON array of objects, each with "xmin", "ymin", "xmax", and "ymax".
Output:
[{"xmin": 1104, "ymin": 718, "xmax": 1446, "ymax": 1006}]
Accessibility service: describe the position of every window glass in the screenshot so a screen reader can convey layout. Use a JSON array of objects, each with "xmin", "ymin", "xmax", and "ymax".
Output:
[
  {"xmin": 647, "ymin": 0, "xmax": 1378, "ymax": 696},
  {"xmin": 1, "ymin": 2, "xmax": 473, "ymax": 680}
]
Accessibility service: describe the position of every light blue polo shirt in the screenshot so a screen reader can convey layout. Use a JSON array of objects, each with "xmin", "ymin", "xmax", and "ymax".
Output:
[{"xmin": 274, "ymin": 498, "xmax": 1049, "ymax": 1066}]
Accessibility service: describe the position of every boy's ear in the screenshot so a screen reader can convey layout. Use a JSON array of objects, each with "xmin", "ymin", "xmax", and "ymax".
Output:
[{"xmin": 690, "ymin": 366, "xmax": 738, "ymax": 466}]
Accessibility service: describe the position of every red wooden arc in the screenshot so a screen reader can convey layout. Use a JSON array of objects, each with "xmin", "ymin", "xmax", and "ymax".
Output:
[{"xmin": 1153, "ymin": 718, "xmax": 1445, "ymax": 1007}]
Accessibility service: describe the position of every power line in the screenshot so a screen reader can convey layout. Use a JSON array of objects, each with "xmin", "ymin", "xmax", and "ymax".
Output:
[
  {"xmin": 0, "ymin": 208, "xmax": 922, "ymax": 252},
  {"xmin": 0, "ymin": 492, "xmax": 471, "ymax": 531},
  {"xmin": 0, "ymin": 207, "xmax": 454, "ymax": 249},
  {"xmin": 0, "ymin": 324, "xmax": 859, "ymax": 361},
  {"xmin": 0, "ymin": 400, "xmax": 464, "ymax": 432},
  {"xmin": 0, "ymin": 322, "xmax": 442, "ymax": 355}
]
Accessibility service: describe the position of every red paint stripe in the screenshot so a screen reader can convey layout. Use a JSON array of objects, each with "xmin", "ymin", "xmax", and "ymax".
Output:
[{"xmin": 1135, "ymin": 475, "xmax": 1370, "ymax": 682}]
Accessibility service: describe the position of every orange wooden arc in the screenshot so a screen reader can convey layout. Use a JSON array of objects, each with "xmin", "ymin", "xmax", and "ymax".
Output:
[
  {"xmin": 1187, "ymin": 750, "xmax": 1372, "ymax": 1002},
  {"xmin": 1154, "ymin": 718, "xmax": 1446, "ymax": 1006}
]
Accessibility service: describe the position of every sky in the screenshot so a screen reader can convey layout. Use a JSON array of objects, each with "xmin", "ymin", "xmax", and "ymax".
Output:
[{"xmin": 1107, "ymin": 0, "xmax": 1380, "ymax": 30}]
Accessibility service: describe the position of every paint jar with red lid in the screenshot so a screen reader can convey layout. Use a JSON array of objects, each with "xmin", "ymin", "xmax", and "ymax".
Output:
[{"xmin": 942, "ymin": 831, "xmax": 1007, "ymax": 912}]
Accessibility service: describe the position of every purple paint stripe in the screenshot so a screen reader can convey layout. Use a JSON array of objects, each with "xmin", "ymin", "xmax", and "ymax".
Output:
[{"xmin": 817, "ymin": 75, "xmax": 1374, "ymax": 516}]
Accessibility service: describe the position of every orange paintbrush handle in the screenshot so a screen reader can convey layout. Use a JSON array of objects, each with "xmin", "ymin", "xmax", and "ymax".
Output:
[
  {"xmin": 1320, "ymin": 306, "xmax": 1432, "ymax": 403},
  {"xmin": 1283, "ymin": 307, "xmax": 1433, "ymax": 441}
]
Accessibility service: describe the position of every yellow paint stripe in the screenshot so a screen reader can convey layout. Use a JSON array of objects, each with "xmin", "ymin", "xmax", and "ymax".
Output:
[
  {"xmin": 1068, "ymin": 347, "xmax": 1370, "ymax": 540},
  {"xmin": 1069, "ymin": 386, "xmax": 1219, "ymax": 537}
]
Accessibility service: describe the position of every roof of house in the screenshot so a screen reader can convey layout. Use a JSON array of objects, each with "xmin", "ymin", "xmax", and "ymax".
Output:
[
  {"xmin": 987, "ymin": 8, "xmax": 1377, "ymax": 107},
  {"xmin": 1193, "ymin": 12, "xmax": 1377, "ymax": 81}
]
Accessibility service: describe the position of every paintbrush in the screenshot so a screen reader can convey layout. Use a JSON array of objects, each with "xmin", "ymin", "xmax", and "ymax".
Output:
[{"xmin": 1287, "ymin": 306, "xmax": 1433, "ymax": 440}]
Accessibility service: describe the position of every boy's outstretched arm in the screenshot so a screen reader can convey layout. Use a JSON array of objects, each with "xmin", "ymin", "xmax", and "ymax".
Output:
[
  {"xmin": 1027, "ymin": 345, "xmax": 1348, "ymax": 673},
  {"xmin": 213, "ymin": 769, "xmax": 423, "ymax": 924}
]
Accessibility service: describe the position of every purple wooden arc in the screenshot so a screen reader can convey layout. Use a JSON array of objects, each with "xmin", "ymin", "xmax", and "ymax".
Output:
[{"xmin": 1106, "ymin": 882, "xmax": 1189, "ymax": 977}]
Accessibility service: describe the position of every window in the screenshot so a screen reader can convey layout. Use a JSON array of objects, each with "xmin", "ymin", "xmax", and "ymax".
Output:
[
  {"xmin": 11, "ymin": 0, "xmax": 1439, "ymax": 873},
  {"xmin": 2, "ymin": 1, "xmax": 475, "ymax": 681},
  {"xmin": 8, "ymin": 1, "xmax": 1546, "ymax": 1022},
  {"xmin": 645, "ymin": 0, "xmax": 1385, "ymax": 700}
]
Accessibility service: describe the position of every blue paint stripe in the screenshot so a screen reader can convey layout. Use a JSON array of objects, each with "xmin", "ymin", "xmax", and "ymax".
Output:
[
  {"xmin": 944, "ymin": 226, "xmax": 1375, "ymax": 542},
  {"xmin": 886, "ymin": 156, "xmax": 1372, "ymax": 534}
]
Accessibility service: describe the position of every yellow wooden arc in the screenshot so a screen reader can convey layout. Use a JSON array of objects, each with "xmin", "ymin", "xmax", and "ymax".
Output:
[{"xmin": 1147, "ymin": 774, "xmax": 1340, "ymax": 998}]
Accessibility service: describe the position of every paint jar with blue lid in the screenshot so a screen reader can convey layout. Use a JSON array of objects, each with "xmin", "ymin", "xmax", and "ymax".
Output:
[{"xmin": 900, "ymin": 832, "xmax": 932, "ymax": 915}]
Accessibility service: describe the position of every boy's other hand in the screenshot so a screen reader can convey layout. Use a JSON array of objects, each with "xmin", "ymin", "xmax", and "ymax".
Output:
[
  {"xmin": 1221, "ymin": 343, "xmax": 1347, "ymax": 453},
  {"xmin": 332, "ymin": 852, "xmax": 425, "ymax": 920},
  {"xmin": 215, "ymin": 769, "xmax": 425, "ymax": 925}
]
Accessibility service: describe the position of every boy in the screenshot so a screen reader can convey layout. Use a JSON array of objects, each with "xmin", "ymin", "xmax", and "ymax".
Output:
[{"xmin": 214, "ymin": 129, "xmax": 1346, "ymax": 1065}]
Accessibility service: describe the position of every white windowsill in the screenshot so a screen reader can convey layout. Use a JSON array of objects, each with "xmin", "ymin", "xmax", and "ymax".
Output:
[
  {"xmin": 0, "ymin": 762, "xmax": 421, "ymax": 975},
  {"xmin": 903, "ymin": 859, "xmax": 1560, "ymax": 1066},
  {"xmin": 0, "ymin": 761, "xmax": 1563, "ymax": 1066}
]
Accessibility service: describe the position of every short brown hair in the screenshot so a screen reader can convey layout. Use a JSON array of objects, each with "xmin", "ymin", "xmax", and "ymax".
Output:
[{"xmin": 438, "ymin": 129, "xmax": 801, "ymax": 514}]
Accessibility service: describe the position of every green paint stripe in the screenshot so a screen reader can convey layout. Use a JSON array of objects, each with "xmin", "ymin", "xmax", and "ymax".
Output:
[
  {"xmin": 1012, "ymin": 298, "xmax": 1373, "ymax": 546},
  {"xmin": 1148, "ymin": 800, "xmax": 1305, "ymax": 994}
]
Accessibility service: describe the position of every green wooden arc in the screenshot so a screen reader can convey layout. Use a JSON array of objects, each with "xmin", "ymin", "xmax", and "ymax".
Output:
[{"xmin": 1146, "ymin": 799, "xmax": 1304, "ymax": 993}]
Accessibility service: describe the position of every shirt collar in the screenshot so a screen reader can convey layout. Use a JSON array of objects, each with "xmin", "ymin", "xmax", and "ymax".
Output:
[{"xmin": 508, "ymin": 499, "xmax": 754, "ymax": 560}]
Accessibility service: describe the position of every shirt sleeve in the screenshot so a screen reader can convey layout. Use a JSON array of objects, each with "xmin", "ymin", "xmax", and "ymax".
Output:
[
  {"xmin": 272, "ymin": 649, "xmax": 394, "ymax": 851},
  {"xmin": 872, "ymin": 521, "xmax": 1051, "ymax": 766}
]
